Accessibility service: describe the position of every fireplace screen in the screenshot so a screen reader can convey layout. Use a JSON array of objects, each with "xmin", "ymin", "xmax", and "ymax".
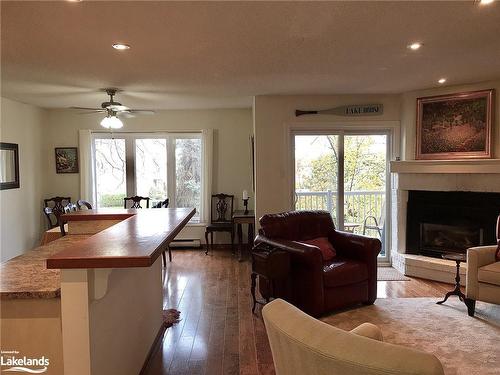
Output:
[{"xmin": 420, "ymin": 223, "xmax": 483, "ymax": 254}]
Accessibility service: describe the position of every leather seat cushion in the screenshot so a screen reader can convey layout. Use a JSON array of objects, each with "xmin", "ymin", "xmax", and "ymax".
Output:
[
  {"xmin": 323, "ymin": 258, "xmax": 368, "ymax": 288},
  {"xmin": 478, "ymin": 261, "xmax": 500, "ymax": 286}
]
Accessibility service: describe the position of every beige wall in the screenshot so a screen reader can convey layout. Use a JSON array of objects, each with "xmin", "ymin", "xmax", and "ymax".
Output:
[
  {"xmin": 401, "ymin": 79, "xmax": 500, "ymax": 160},
  {"xmin": 0, "ymin": 98, "xmax": 45, "ymax": 261},
  {"xmin": 43, "ymin": 108, "xmax": 253, "ymax": 210},
  {"xmin": 253, "ymin": 94, "xmax": 401, "ymax": 222}
]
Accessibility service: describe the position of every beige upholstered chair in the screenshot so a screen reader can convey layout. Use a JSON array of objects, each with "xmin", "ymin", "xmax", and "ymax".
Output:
[
  {"xmin": 466, "ymin": 245, "xmax": 500, "ymax": 316},
  {"xmin": 262, "ymin": 299, "xmax": 444, "ymax": 375}
]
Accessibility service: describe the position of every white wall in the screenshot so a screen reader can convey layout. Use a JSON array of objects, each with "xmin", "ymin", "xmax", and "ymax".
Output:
[
  {"xmin": 253, "ymin": 94, "xmax": 401, "ymax": 222},
  {"xmin": 0, "ymin": 98, "xmax": 45, "ymax": 261},
  {"xmin": 401, "ymin": 79, "xmax": 500, "ymax": 160}
]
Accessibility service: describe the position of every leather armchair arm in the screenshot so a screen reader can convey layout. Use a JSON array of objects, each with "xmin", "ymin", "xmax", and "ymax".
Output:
[
  {"xmin": 254, "ymin": 234, "xmax": 323, "ymax": 268},
  {"xmin": 328, "ymin": 229, "xmax": 381, "ymax": 262}
]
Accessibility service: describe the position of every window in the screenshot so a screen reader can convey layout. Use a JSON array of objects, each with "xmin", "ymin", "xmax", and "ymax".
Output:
[{"xmin": 93, "ymin": 133, "xmax": 203, "ymax": 221}]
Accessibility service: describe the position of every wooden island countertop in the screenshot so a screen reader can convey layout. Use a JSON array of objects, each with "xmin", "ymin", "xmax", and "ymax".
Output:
[
  {"xmin": 47, "ymin": 208, "xmax": 196, "ymax": 269},
  {"xmin": 1, "ymin": 208, "xmax": 195, "ymax": 298},
  {"xmin": 0, "ymin": 235, "xmax": 91, "ymax": 299}
]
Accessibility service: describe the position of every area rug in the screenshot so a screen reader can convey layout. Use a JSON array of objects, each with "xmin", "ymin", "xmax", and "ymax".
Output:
[
  {"xmin": 377, "ymin": 266, "xmax": 410, "ymax": 281},
  {"xmin": 163, "ymin": 308, "xmax": 181, "ymax": 328},
  {"xmin": 323, "ymin": 298, "xmax": 500, "ymax": 375}
]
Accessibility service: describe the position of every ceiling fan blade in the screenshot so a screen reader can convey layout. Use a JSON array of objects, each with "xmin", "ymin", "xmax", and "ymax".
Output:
[
  {"xmin": 127, "ymin": 110, "xmax": 156, "ymax": 115},
  {"xmin": 107, "ymin": 104, "xmax": 129, "ymax": 111},
  {"xmin": 70, "ymin": 106, "xmax": 105, "ymax": 111},
  {"xmin": 77, "ymin": 110, "xmax": 108, "ymax": 115},
  {"xmin": 117, "ymin": 111, "xmax": 136, "ymax": 118}
]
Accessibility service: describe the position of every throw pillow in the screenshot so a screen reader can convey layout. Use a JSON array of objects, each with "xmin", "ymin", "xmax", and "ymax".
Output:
[{"xmin": 301, "ymin": 237, "xmax": 336, "ymax": 261}]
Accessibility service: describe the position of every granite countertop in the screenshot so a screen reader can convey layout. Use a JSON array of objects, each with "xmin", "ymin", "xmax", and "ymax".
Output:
[{"xmin": 0, "ymin": 235, "xmax": 91, "ymax": 299}]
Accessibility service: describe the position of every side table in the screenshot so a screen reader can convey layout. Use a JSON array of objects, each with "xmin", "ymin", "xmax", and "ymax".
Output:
[
  {"xmin": 233, "ymin": 210, "xmax": 255, "ymax": 262},
  {"xmin": 437, "ymin": 253, "xmax": 474, "ymax": 314},
  {"xmin": 251, "ymin": 245, "xmax": 290, "ymax": 313}
]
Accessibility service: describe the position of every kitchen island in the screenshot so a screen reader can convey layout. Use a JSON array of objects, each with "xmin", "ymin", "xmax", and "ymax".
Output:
[{"xmin": 1, "ymin": 208, "xmax": 195, "ymax": 375}]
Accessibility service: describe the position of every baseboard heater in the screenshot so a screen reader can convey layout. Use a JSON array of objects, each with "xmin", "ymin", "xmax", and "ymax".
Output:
[{"xmin": 169, "ymin": 239, "xmax": 201, "ymax": 248}]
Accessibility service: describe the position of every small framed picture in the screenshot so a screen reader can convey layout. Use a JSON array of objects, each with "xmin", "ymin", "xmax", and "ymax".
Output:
[
  {"xmin": 55, "ymin": 147, "xmax": 79, "ymax": 173},
  {"xmin": 416, "ymin": 89, "xmax": 494, "ymax": 160}
]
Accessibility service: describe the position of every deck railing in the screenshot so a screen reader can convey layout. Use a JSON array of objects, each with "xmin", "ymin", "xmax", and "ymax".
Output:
[{"xmin": 295, "ymin": 190, "xmax": 385, "ymax": 233}]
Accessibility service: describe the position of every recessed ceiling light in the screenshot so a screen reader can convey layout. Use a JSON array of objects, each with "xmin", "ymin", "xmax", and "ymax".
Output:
[
  {"xmin": 478, "ymin": 0, "xmax": 495, "ymax": 5},
  {"xmin": 438, "ymin": 78, "xmax": 447, "ymax": 84},
  {"xmin": 112, "ymin": 43, "xmax": 131, "ymax": 50},
  {"xmin": 407, "ymin": 42, "xmax": 423, "ymax": 51}
]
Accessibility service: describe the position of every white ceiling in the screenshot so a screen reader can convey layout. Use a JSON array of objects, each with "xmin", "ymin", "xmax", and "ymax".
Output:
[{"xmin": 2, "ymin": 1, "xmax": 500, "ymax": 110}]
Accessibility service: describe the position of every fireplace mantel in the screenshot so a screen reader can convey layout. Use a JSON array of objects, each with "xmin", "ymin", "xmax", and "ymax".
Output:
[{"xmin": 390, "ymin": 159, "xmax": 500, "ymax": 174}]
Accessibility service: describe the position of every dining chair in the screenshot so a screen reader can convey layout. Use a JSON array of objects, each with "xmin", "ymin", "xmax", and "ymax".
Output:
[
  {"xmin": 153, "ymin": 198, "xmax": 169, "ymax": 208},
  {"xmin": 124, "ymin": 196, "xmax": 150, "ymax": 209},
  {"xmin": 205, "ymin": 193, "xmax": 234, "ymax": 255},
  {"xmin": 43, "ymin": 196, "xmax": 71, "ymax": 230},
  {"xmin": 76, "ymin": 199, "xmax": 93, "ymax": 210}
]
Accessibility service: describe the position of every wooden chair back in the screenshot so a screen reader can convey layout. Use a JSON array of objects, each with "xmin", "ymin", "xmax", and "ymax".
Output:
[
  {"xmin": 153, "ymin": 198, "xmax": 169, "ymax": 208},
  {"xmin": 43, "ymin": 196, "xmax": 71, "ymax": 229},
  {"xmin": 76, "ymin": 199, "xmax": 93, "ymax": 210},
  {"xmin": 124, "ymin": 196, "xmax": 150, "ymax": 209},
  {"xmin": 210, "ymin": 193, "xmax": 234, "ymax": 224}
]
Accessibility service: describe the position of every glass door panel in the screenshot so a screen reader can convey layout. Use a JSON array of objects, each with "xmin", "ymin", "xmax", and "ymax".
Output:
[
  {"xmin": 175, "ymin": 137, "xmax": 202, "ymax": 220},
  {"xmin": 294, "ymin": 135, "xmax": 339, "ymax": 226},
  {"xmin": 94, "ymin": 138, "xmax": 127, "ymax": 208},
  {"xmin": 135, "ymin": 139, "xmax": 168, "ymax": 207},
  {"xmin": 343, "ymin": 134, "xmax": 388, "ymax": 257}
]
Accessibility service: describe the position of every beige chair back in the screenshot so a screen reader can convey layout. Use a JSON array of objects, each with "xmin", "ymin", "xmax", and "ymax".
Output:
[{"xmin": 262, "ymin": 299, "xmax": 444, "ymax": 375}]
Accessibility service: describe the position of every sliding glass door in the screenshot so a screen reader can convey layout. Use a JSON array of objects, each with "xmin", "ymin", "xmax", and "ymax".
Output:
[{"xmin": 294, "ymin": 131, "xmax": 390, "ymax": 261}]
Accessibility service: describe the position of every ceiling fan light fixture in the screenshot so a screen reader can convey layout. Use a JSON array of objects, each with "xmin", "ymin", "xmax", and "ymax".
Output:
[
  {"xmin": 100, "ymin": 115, "xmax": 123, "ymax": 129},
  {"xmin": 112, "ymin": 43, "xmax": 131, "ymax": 50},
  {"xmin": 407, "ymin": 42, "xmax": 423, "ymax": 51}
]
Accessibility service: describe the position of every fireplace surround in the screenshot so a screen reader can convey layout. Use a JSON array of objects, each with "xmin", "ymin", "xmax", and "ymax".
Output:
[
  {"xmin": 406, "ymin": 191, "xmax": 500, "ymax": 258},
  {"xmin": 389, "ymin": 162, "xmax": 500, "ymax": 284}
]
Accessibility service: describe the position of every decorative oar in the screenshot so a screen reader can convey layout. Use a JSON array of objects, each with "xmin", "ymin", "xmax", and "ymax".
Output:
[{"xmin": 295, "ymin": 104, "xmax": 383, "ymax": 117}]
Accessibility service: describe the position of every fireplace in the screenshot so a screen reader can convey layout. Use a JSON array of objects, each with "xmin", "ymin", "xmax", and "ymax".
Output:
[{"xmin": 406, "ymin": 191, "xmax": 500, "ymax": 258}]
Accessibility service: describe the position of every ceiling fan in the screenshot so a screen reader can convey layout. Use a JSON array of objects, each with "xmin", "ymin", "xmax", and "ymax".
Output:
[{"xmin": 70, "ymin": 88, "xmax": 155, "ymax": 129}]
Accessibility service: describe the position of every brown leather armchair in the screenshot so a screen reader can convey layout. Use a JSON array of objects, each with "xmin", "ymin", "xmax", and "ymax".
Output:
[{"xmin": 254, "ymin": 210, "xmax": 381, "ymax": 317}]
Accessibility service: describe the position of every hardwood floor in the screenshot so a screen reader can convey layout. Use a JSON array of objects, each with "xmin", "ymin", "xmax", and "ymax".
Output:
[{"xmin": 144, "ymin": 249, "xmax": 455, "ymax": 375}]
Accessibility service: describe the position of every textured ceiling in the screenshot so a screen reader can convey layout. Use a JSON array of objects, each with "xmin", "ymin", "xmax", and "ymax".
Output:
[{"xmin": 1, "ymin": 1, "xmax": 500, "ymax": 109}]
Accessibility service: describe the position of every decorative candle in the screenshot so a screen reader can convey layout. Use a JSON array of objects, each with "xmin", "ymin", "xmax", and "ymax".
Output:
[{"xmin": 243, "ymin": 190, "xmax": 248, "ymax": 200}]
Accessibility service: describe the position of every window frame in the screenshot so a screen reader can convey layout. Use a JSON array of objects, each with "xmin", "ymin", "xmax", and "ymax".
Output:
[{"xmin": 92, "ymin": 132, "xmax": 203, "ymax": 221}]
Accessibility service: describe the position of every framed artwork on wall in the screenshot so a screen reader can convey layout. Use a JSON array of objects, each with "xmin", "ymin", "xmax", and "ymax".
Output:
[
  {"xmin": 416, "ymin": 89, "xmax": 494, "ymax": 160},
  {"xmin": 55, "ymin": 147, "xmax": 79, "ymax": 173},
  {"xmin": 0, "ymin": 142, "xmax": 20, "ymax": 190}
]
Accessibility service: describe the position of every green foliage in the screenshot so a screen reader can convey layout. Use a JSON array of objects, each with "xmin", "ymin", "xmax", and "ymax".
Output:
[
  {"xmin": 299, "ymin": 136, "xmax": 385, "ymax": 192},
  {"xmin": 99, "ymin": 193, "xmax": 126, "ymax": 208}
]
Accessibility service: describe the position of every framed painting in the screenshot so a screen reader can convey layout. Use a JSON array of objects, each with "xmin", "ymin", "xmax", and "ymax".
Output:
[
  {"xmin": 416, "ymin": 89, "xmax": 494, "ymax": 160},
  {"xmin": 55, "ymin": 147, "xmax": 79, "ymax": 173}
]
